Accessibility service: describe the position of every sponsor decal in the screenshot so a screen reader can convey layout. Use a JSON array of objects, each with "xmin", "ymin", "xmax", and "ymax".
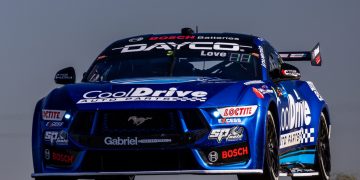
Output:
[
  {"xmin": 221, "ymin": 146, "xmax": 249, "ymax": 160},
  {"xmin": 311, "ymin": 44, "xmax": 321, "ymax": 65},
  {"xmin": 244, "ymin": 80, "xmax": 264, "ymax": 85},
  {"xmin": 200, "ymin": 51, "xmax": 227, "ymax": 57},
  {"xmin": 258, "ymin": 85, "xmax": 274, "ymax": 94},
  {"xmin": 279, "ymin": 94, "xmax": 314, "ymax": 149},
  {"xmin": 291, "ymin": 167, "xmax": 317, "ymax": 173},
  {"xmin": 44, "ymin": 149, "xmax": 51, "ymax": 160},
  {"xmin": 42, "ymin": 110, "xmax": 65, "ymax": 121},
  {"xmin": 217, "ymin": 105, "xmax": 257, "ymax": 118},
  {"xmin": 197, "ymin": 36, "xmax": 240, "ymax": 41},
  {"xmin": 315, "ymin": 56, "xmax": 321, "ymax": 64},
  {"xmin": 137, "ymin": 139, "xmax": 172, "ymax": 144},
  {"xmin": 258, "ymin": 46, "xmax": 266, "ymax": 68},
  {"xmin": 280, "ymin": 94, "xmax": 311, "ymax": 132},
  {"xmin": 128, "ymin": 116, "xmax": 152, "ymax": 126},
  {"xmin": 313, "ymin": 45, "xmax": 320, "ymax": 57},
  {"xmin": 128, "ymin": 37, "xmax": 143, "ymax": 42},
  {"xmin": 45, "ymin": 121, "xmax": 64, "ymax": 128},
  {"xmin": 44, "ymin": 149, "xmax": 76, "ymax": 165},
  {"xmin": 55, "ymin": 74, "xmax": 73, "ymax": 80},
  {"xmin": 280, "ymin": 129, "xmax": 302, "ymax": 148},
  {"xmin": 218, "ymin": 118, "xmax": 242, "ymax": 124},
  {"xmin": 104, "ymin": 137, "xmax": 172, "ymax": 146},
  {"xmin": 51, "ymin": 151, "xmax": 75, "ymax": 164},
  {"xmin": 77, "ymin": 87, "xmax": 208, "ymax": 104},
  {"xmin": 282, "ymin": 69, "xmax": 300, "ymax": 77},
  {"xmin": 208, "ymin": 126, "xmax": 244, "ymax": 143},
  {"xmin": 203, "ymin": 143, "xmax": 250, "ymax": 164},
  {"xmin": 208, "ymin": 151, "xmax": 219, "ymax": 163},
  {"xmin": 252, "ymin": 85, "xmax": 273, "ymax": 99},
  {"xmin": 252, "ymin": 87, "xmax": 264, "ymax": 99},
  {"xmin": 104, "ymin": 137, "xmax": 138, "ymax": 146},
  {"xmin": 112, "ymin": 42, "xmax": 252, "ymax": 53},
  {"xmin": 306, "ymin": 81, "xmax": 323, "ymax": 101},
  {"xmin": 44, "ymin": 131, "xmax": 69, "ymax": 146},
  {"xmin": 280, "ymin": 128, "xmax": 315, "ymax": 148},
  {"xmin": 149, "ymin": 35, "xmax": 196, "ymax": 40},
  {"xmin": 279, "ymin": 53, "xmax": 307, "ymax": 58}
]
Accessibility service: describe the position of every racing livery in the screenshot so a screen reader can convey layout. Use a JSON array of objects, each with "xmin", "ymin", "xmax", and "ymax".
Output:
[{"xmin": 32, "ymin": 28, "xmax": 331, "ymax": 180}]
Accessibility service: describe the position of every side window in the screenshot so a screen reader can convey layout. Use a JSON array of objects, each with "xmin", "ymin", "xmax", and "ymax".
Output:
[
  {"xmin": 269, "ymin": 53, "xmax": 281, "ymax": 72},
  {"xmin": 266, "ymin": 44, "xmax": 281, "ymax": 79}
]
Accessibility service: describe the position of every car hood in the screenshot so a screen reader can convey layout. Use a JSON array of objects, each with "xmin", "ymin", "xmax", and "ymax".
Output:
[{"xmin": 58, "ymin": 77, "xmax": 256, "ymax": 110}]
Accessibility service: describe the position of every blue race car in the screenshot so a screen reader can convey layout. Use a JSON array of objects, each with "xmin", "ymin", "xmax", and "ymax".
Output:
[{"xmin": 32, "ymin": 28, "xmax": 331, "ymax": 180}]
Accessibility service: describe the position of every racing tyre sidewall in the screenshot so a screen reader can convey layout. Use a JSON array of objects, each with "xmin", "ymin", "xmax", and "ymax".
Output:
[
  {"xmin": 317, "ymin": 112, "xmax": 331, "ymax": 180},
  {"xmin": 237, "ymin": 110, "xmax": 279, "ymax": 180},
  {"xmin": 264, "ymin": 110, "xmax": 279, "ymax": 180},
  {"xmin": 292, "ymin": 112, "xmax": 331, "ymax": 180}
]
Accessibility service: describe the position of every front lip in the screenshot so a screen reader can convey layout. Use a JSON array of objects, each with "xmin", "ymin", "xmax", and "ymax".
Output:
[{"xmin": 32, "ymin": 169, "xmax": 263, "ymax": 177}]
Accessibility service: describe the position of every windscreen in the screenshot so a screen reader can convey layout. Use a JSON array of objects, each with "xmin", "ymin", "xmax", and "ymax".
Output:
[{"xmin": 85, "ymin": 35, "xmax": 262, "ymax": 82}]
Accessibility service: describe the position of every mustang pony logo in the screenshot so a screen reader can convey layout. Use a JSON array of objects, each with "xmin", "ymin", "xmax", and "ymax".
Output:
[{"xmin": 128, "ymin": 116, "xmax": 152, "ymax": 126}]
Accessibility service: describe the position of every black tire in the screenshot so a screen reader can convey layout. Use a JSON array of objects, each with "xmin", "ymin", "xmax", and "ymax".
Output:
[
  {"xmin": 237, "ymin": 111, "xmax": 279, "ymax": 180},
  {"xmin": 292, "ymin": 112, "xmax": 331, "ymax": 180},
  {"xmin": 95, "ymin": 175, "xmax": 135, "ymax": 180}
]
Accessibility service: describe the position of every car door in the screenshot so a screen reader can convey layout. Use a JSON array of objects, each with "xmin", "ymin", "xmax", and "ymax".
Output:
[{"xmin": 265, "ymin": 43, "xmax": 312, "ymax": 162}]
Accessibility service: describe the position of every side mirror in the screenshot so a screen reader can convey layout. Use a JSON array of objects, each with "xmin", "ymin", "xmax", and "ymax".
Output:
[
  {"xmin": 280, "ymin": 63, "xmax": 301, "ymax": 80},
  {"xmin": 54, "ymin": 67, "xmax": 76, "ymax": 84}
]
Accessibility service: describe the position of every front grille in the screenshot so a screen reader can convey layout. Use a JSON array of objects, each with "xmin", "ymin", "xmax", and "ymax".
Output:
[
  {"xmin": 69, "ymin": 112, "xmax": 94, "ymax": 136},
  {"xmin": 80, "ymin": 149, "xmax": 202, "ymax": 172},
  {"xmin": 97, "ymin": 109, "xmax": 181, "ymax": 135},
  {"xmin": 69, "ymin": 109, "xmax": 209, "ymax": 148}
]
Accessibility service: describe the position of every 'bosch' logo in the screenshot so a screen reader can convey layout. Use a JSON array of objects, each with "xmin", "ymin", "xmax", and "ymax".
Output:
[{"xmin": 208, "ymin": 151, "xmax": 219, "ymax": 163}]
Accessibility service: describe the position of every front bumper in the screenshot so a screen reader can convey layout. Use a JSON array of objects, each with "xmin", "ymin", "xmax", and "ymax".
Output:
[{"xmin": 33, "ymin": 106, "xmax": 268, "ymax": 177}]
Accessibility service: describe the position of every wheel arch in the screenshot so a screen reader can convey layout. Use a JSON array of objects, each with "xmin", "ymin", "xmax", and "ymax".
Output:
[
  {"xmin": 32, "ymin": 98, "xmax": 45, "ymax": 173},
  {"xmin": 268, "ymin": 100, "xmax": 280, "ymax": 140},
  {"xmin": 322, "ymin": 106, "xmax": 330, "ymax": 128}
]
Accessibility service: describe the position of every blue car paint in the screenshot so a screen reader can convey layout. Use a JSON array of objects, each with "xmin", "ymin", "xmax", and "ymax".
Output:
[{"xmin": 32, "ymin": 33, "xmax": 330, "ymax": 177}]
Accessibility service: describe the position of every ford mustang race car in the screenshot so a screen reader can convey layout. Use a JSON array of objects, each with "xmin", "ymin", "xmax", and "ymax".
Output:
[{"xmin": 32, "ymin": 28, "xmax": 331, "ymax": 180}]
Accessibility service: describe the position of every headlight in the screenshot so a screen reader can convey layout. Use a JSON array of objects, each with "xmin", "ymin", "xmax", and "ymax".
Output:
[
  {"xmin": 212, "ymin": 110, "xmax": 221, "ymax": 118},
  {"xmin": 64, "ymin": 113, "xmax": 72, "ymax": 120}
]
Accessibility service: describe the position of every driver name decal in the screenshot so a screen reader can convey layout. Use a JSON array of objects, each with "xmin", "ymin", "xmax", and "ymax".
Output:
[{"xmin": 77, "ymin": 87, "xmax": 208, "ymax": 104}]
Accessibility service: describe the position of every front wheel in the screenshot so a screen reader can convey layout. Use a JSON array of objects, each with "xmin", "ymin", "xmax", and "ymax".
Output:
[{"xmin": 237, "ymin": 110, "xmax": 279, "ymax": 180}]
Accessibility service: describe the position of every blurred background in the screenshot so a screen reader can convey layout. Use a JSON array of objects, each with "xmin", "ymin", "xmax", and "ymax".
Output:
[{"xmin": 0, "ymin": 0, "xmax": 359, "ymax": 179}]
